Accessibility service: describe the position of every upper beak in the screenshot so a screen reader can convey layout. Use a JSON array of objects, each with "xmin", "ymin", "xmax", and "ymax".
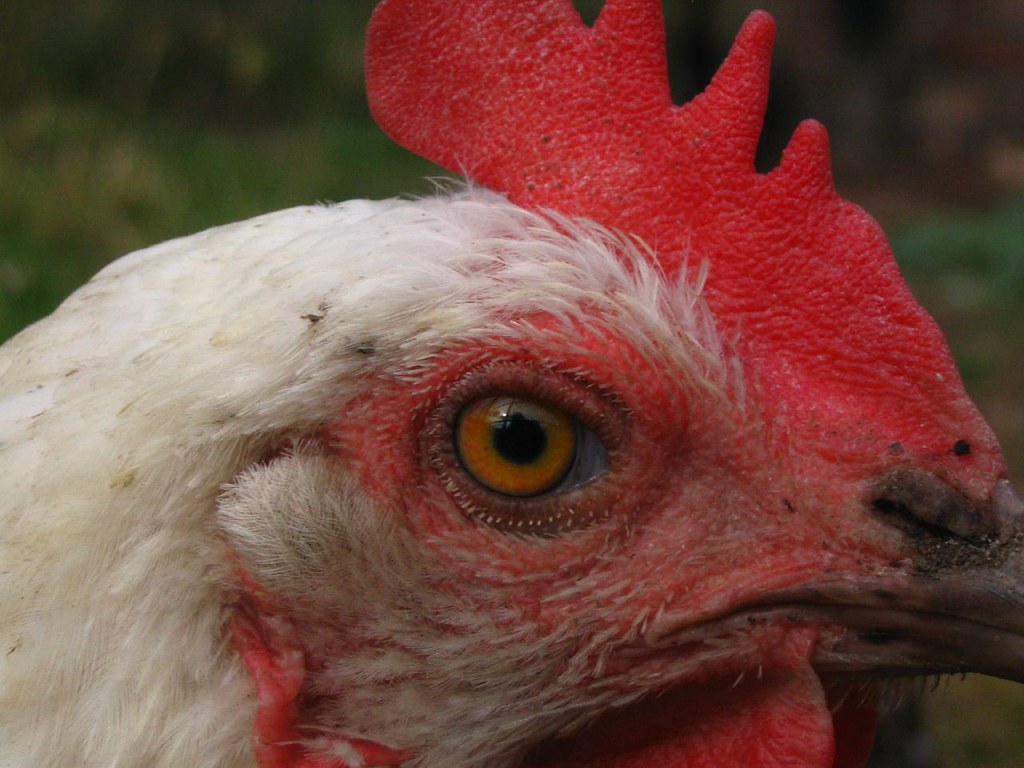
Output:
[{"xmin": 650, "ymin": 473, "xmax": 1024, "ymax": 684}]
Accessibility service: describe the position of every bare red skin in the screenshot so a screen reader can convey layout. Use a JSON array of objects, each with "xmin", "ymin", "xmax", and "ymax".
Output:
[
  {"xmin": 360, "ymin": 5, "xmax": 1006, "ymax": 760},
  {"xmin": 230, "ymin": 610, "xmax": 308, "ymax": 768},
  {"xmin": 227, "ymin": 324, "xmax": 892, "ymax": 768},
  {"xmin": 224, "ymin": 6, "xmax": 1003, "ymax": 764},
  {"xmin": 527, "ymin": 676, "xmax": 874, "ymax": 768},
  {"xmin": 831, "ymin": 697, "xmax": 879, "ymax": 768}
]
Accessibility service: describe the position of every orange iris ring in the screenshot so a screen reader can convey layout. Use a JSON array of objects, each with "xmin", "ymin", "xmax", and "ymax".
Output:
[{"xmin": 455, "ymin": 397, "xmax": 578, "ymax": 497}]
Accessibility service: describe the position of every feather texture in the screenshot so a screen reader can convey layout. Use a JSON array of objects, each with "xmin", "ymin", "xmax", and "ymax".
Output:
[{"xmin": 0, "ymin": 191, "xmax": 726, "ymax": 767}]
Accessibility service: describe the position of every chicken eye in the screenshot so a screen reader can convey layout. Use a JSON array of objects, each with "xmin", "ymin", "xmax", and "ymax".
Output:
[{"xmin": 454, "ymin": 396, "xmax": 604, "ymax": 497}]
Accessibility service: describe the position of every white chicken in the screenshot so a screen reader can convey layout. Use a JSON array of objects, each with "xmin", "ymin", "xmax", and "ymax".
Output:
[
  {"xmin": 3, "ymin": 194, "xmax": 681, "ymax": 767},
  {"xmin": 2, "ymin": 2, "xmax": 1023, "ymax": 768}
]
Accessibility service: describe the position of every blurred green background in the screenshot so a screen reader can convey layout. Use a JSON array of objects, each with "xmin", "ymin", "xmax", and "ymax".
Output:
[{"xmin": 0, "ymin": 1, "xmax": 1021, "ymax": 765}]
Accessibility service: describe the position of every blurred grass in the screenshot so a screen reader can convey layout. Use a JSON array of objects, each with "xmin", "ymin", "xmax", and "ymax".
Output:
[
  {"xmin": 1, "ymin": 2, "xmax": 1022, "ymax": 767},
  {"xmin": 924, "ymin": 677, "xmax": 1024, "ymax": 767},
  {"xmin": 0, "ymin": 0, "xmax": 437, "ymax": 338}
]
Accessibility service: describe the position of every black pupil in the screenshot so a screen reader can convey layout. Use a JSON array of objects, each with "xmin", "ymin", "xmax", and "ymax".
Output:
[{"xmin": 492, "ymin": 412, "xmax": 547, "ymax": 465}]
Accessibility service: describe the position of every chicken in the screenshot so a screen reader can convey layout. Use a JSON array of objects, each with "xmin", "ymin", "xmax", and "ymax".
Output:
[{"xmin": 1, "ymin": 1, "xmax": 1022, "ymax": 768}]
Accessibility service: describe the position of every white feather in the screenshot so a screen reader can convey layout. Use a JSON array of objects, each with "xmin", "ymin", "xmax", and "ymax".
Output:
[{"xmin": 0, "ymin": 190, "xmax": 725, "ymax": 767}]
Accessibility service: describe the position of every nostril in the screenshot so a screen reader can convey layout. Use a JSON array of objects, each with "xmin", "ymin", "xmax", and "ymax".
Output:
[
  {"xmin": 868, "ymin": 468, "xmax": 998, "ymax": 540},
  {"xmin": 952, "ymin": 439, "xmax": 972, "ymax": 456}
]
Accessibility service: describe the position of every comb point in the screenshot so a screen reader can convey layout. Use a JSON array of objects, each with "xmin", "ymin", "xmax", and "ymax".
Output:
[
  {"xmin": 685, "ymin": 11, "xmax": 776, "ymax": 165},
  {"xmin": 589, "ymin": 0, "xmax": 670, "ymax": 100},
  {"xmin": 772, "ymin": 118, "xmax": 836, "ymax": 195}
]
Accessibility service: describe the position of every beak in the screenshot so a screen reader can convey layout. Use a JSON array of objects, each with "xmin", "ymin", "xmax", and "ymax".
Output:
[
  {"xmin": 804, "ymin": 553, "xmax": 1024, "ymax": 683},
  {"xmin": 652, "ymin": 474, "xmax": 1024, "ymax": 684},
  {"xmin": 805, "ymin": 474, "xmax": 1024, "ymax": 683}
]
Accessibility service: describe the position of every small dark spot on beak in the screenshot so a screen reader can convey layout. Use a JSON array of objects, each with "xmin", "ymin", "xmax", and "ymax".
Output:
[{"xmin": 952, "ymin": 439, "xmax": 972, "ymax": 456}]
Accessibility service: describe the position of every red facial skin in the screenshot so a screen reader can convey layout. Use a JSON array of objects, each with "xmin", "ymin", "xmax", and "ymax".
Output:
[
  {"xmin": 228, "ymin": 2, "xmax": 1010, "ymax": 765},
  {"xmin": 232, "ymin": 318, "xmax": 951, "ymax": 767}
]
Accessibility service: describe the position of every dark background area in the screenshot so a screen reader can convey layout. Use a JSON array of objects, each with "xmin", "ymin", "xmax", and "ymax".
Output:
[{"xmin": 0, "ymin": 1, "xmax": 1021, "ymax": 765}]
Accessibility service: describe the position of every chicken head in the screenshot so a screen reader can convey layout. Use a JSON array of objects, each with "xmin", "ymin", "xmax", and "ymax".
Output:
[{"xmin": 1, "ymin": 3, "xmax": 1022, "ymax": 768}]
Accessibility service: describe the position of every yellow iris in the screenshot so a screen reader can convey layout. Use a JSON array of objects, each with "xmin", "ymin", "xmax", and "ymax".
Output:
[{"xmin": 455, "ymin": 397, "xmax": 578, "ymax": 497}]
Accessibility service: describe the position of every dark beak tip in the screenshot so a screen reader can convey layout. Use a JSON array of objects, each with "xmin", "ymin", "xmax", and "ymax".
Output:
[{"xmin": 994, "ymin": 480, "xmax": 1024, "ymax": 532}]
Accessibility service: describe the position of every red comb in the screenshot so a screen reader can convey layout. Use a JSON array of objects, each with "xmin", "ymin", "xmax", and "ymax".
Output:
[{"xmin": 366, "ymin": 0, "xmax": 1002, "ymax": 480}]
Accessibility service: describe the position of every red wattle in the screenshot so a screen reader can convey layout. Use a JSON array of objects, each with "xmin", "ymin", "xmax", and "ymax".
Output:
[
  {"xmin": 528, "ymin": 662, "xmax": 838, "ymax": 768},
  {"xmin": 526, "ymin": 628, "xmax": 879, "ymax": 768},
  {"xmin": 830, "ymin": 693, "xmax": 878, "ymax": 768}
]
